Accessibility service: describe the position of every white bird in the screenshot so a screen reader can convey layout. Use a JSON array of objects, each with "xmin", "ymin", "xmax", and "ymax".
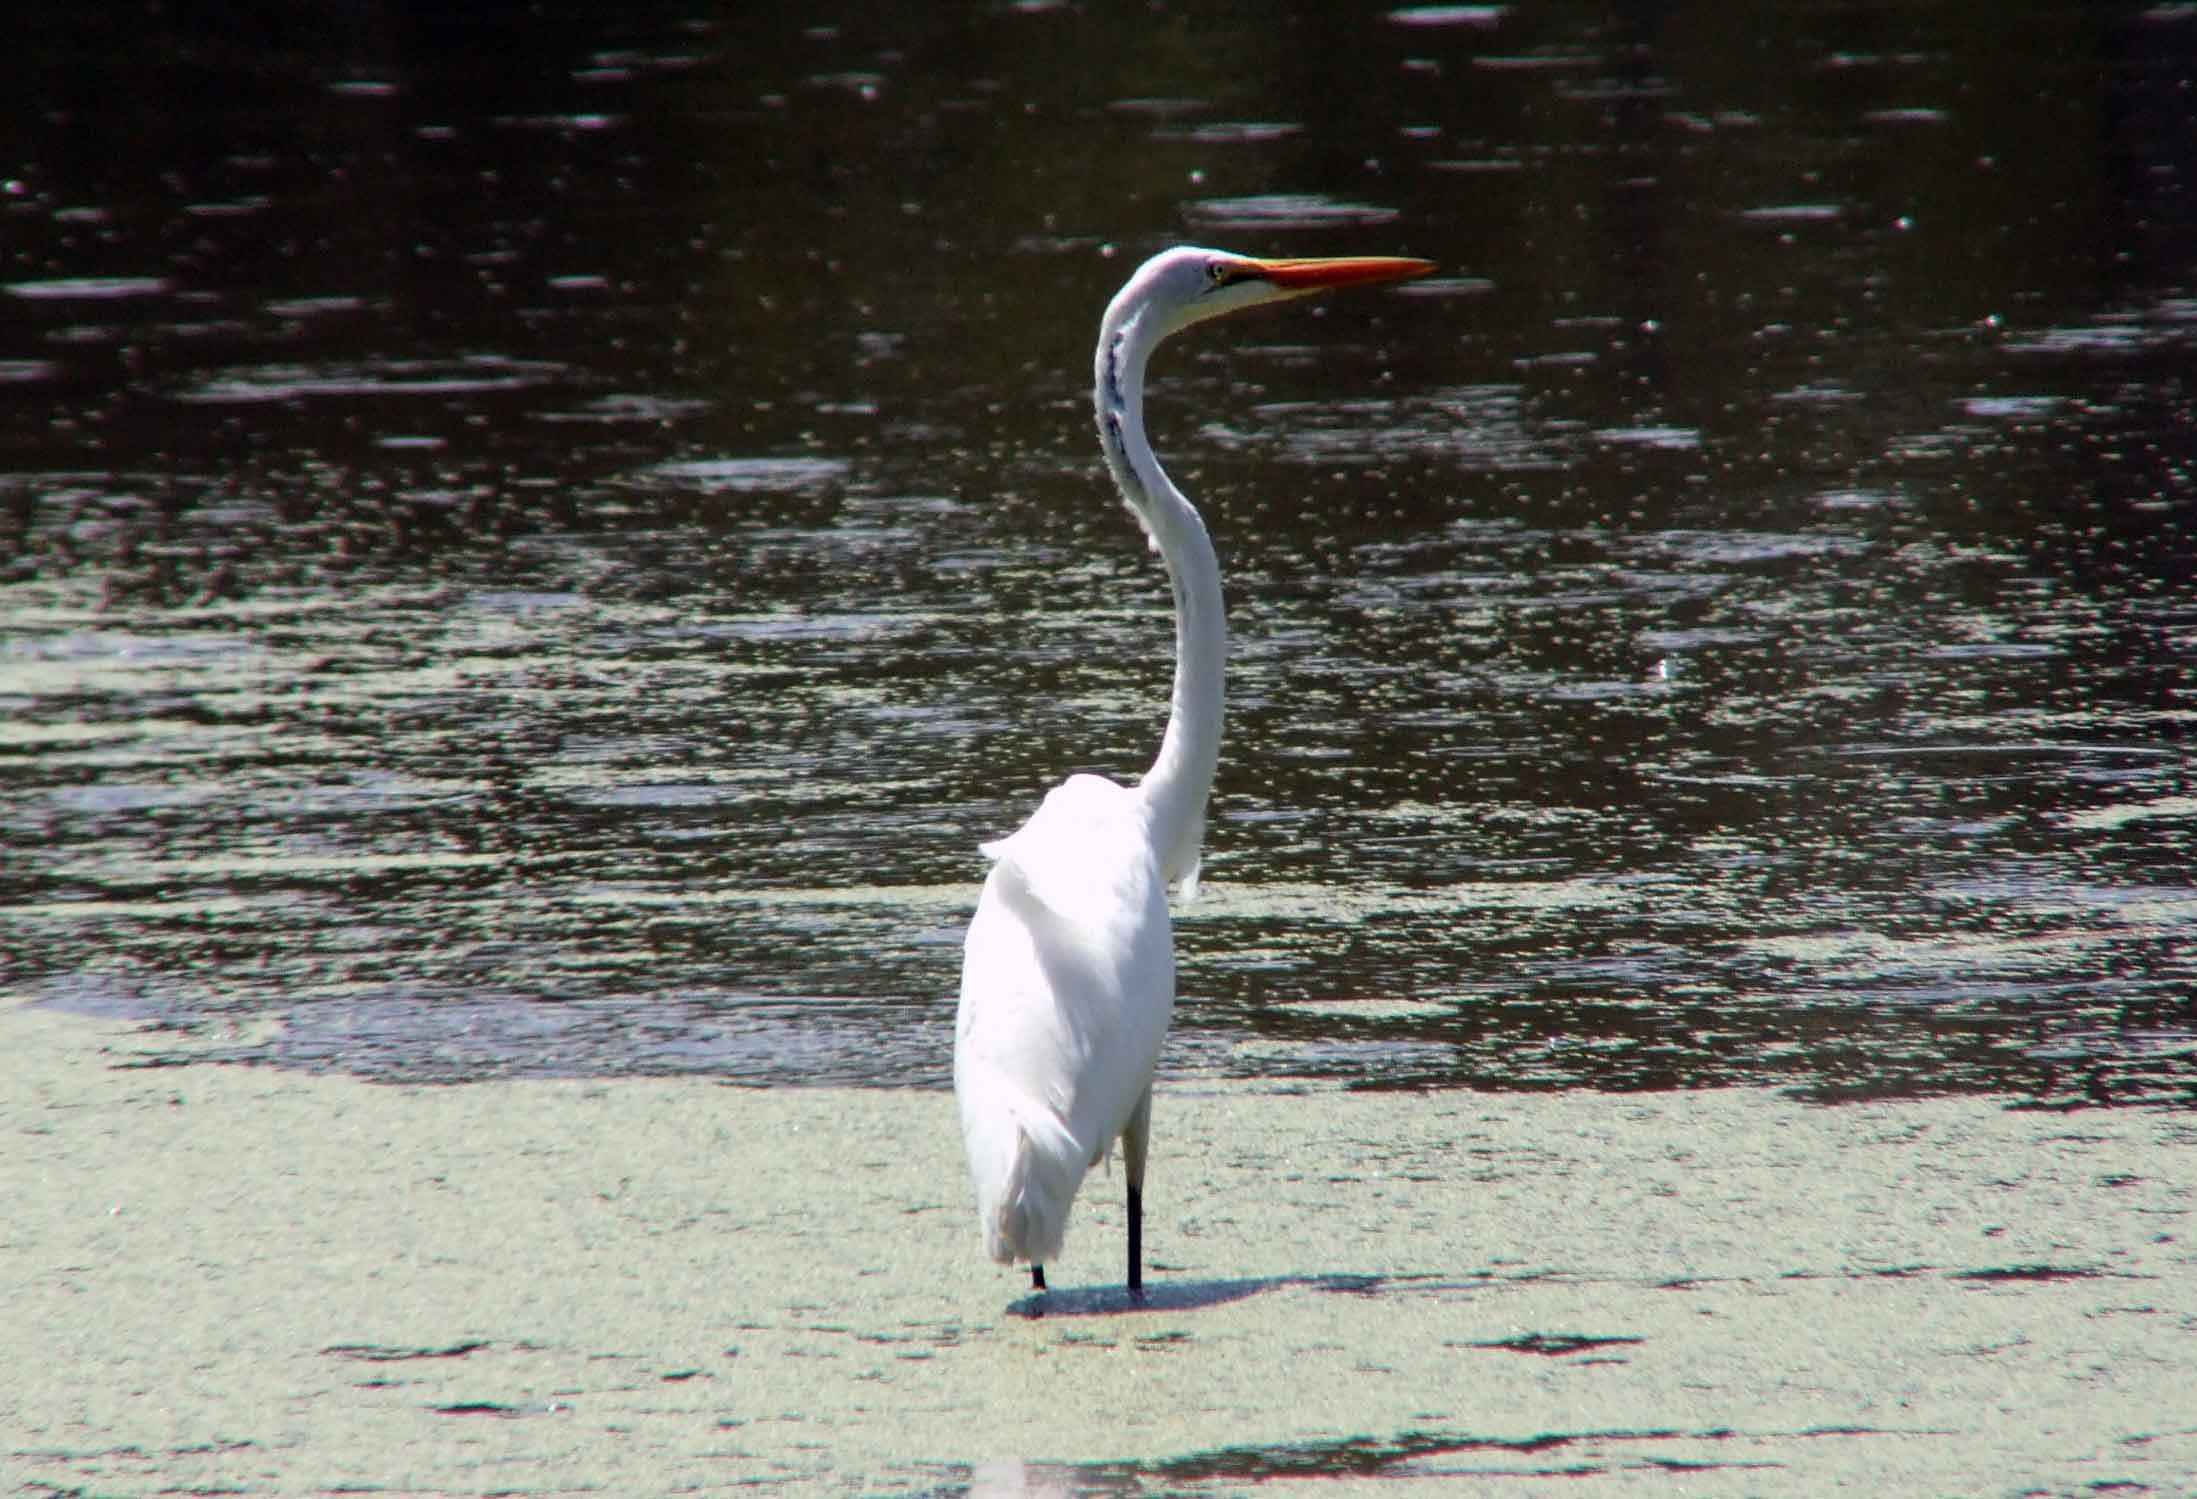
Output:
[{"xmin": 952, "ymin": 245, "xmax": 1434, "ymax": 1296}]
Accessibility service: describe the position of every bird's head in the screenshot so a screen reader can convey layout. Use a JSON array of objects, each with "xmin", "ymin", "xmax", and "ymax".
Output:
[{"xmin": 1113, "ymin": 245, "xmax": 1436, "ymax": 338}]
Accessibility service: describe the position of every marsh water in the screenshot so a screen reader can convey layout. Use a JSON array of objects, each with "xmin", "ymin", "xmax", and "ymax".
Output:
[{"xmin": 4, "ymin": 3, "xmax": 2192, "ymax": 1106}]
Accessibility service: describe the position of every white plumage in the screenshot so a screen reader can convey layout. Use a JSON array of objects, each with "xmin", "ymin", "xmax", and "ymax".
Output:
[
  {"xmin": 955, "ymin": 774, "xmax": 1171, "ymax": 1269},
  {"xmin": 952, "ymin": 245, "xmax": 1434, "ymax": 1294}
]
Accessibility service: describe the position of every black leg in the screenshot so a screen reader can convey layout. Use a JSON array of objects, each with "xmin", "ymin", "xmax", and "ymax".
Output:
[
  {"xmin": 1127, "ymin": 1183, "xmax": 1143, "ymax": 1295},
  {"xmin": 1031, "ymin": 1263, "xmax": 1047, "ymax": 1291}
]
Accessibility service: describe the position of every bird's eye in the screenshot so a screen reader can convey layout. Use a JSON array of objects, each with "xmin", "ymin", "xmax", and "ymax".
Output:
[{"xmin": 1206, "ymin": 261, "xmax": 1232, "ymax": 286}]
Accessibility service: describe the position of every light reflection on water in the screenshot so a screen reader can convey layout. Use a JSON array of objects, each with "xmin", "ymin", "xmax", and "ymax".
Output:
[{"xmin": 1, "ymin": 1, "xmax": 2192, "ymax": 1107}]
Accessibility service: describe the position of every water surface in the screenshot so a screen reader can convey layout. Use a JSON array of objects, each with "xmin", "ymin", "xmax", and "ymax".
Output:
[{"xmin": 3, "ymin": 2, "xmax": 2192, "ymax": 1105}]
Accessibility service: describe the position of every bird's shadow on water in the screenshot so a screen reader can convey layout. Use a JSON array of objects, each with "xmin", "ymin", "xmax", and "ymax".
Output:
[{"xmin": 1005, "ymin": 1271, "xmax": 1395, "ymax": 1319}]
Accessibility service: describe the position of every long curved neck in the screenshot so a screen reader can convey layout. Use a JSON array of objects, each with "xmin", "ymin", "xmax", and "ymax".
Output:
[{"xmin": 1095, "ymin": 303, "xmax": 1226, "ymax": 897}]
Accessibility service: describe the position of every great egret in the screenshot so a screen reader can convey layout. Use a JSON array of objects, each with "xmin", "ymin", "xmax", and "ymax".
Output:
[{"xmin": 953, "ymin": 245, "xmax": 1434, "ymax": 1296}]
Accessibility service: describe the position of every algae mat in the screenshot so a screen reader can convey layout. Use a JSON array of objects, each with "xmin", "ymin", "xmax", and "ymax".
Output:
[{"xmin": 4, "ymin": 997, "xmax": 2193, "ymax": 1496}]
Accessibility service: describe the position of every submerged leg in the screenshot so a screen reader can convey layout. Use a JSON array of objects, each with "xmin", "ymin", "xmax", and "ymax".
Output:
[
  {"xmin": 1122, "ymin": 1086, "xmax": 1153, "ymax": 1296},
  {"xmin": 1127, "ymin": 1185, "xmax": 1143, "ymax": 1295},
  {"xmin": 1031, "ymin": 1264, "xmax": 1047, "ymax": 1291}
]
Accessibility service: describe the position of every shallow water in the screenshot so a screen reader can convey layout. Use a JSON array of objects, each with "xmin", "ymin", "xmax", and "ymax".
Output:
[{"xmin": 3, "ymin": 2, "xmax": 2193, "ymax": 1105}]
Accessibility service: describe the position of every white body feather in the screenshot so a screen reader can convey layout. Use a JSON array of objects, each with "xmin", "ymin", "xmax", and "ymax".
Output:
[{"xmin": 953, "ymin": 775, "xmax": 1172, "ymax": 1265}]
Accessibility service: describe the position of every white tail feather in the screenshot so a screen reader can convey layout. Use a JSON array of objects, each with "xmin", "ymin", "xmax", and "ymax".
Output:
[{"xmin": 965, "ymin": 1091, "xmax": 1085, "ymax": 1266}]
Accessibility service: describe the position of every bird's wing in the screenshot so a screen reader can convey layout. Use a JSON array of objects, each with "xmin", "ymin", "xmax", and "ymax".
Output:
[
  {"xmin": 958, "ymin": 772, "xmax": 1173, "ymax": 1135},
  {"xmin": 977, "ymin": 774, "xmax": 1149, "ymax": 929}
]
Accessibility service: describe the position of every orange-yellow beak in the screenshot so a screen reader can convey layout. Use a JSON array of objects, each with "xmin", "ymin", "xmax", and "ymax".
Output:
[{"xmin": 1241, "ymin": 255, "xmax": 1437, "ymax": 291}]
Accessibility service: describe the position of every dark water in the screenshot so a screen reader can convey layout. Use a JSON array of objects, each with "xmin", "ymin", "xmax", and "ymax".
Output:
[{"xmin": 3, "ymin": 2, "xmax": 2192, "ymax": 1105}]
